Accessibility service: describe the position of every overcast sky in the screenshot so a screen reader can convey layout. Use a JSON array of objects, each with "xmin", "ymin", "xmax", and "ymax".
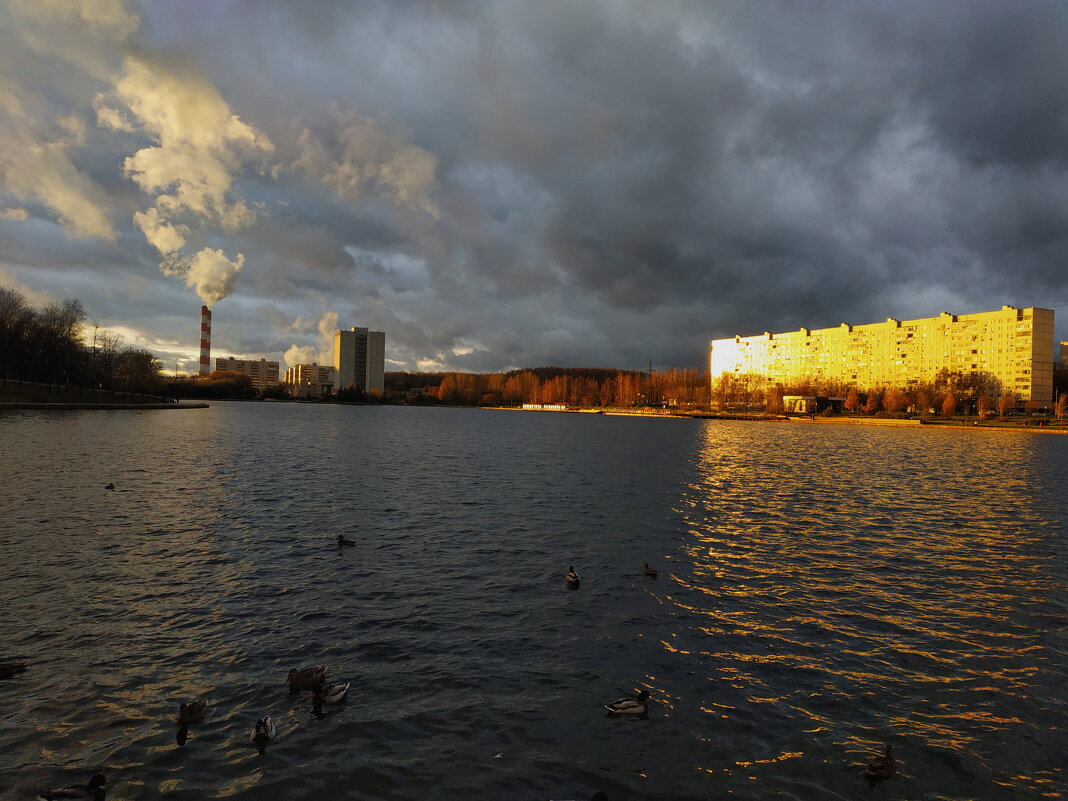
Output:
[{"xmin": 2, "ymin": 0, "xmax": 1067, "ymax": 374}]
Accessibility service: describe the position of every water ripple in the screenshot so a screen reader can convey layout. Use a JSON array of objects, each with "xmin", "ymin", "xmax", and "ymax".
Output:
[{"xmin": 0, "ymin": 407, "xmax": 1064, "ymax": 799}]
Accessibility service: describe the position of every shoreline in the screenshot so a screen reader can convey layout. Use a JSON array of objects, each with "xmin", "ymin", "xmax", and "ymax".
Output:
[
  {"xmin": 489, "ymin": 405, "xmax": 1068, "ymax": 434},
  {"xmin": 0, "ymin": 402, "xmax": 209, "ymax": 410},
  {"xmin": 3, "ymin": 400, "xmax": 1065, "ymax": 434}
]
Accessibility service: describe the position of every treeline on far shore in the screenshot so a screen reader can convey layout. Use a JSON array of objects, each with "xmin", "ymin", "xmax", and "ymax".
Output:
[
  {"xmin": 388, "ymin": 365, "xmax": 1068, "ymax": 417},
  {"xmin": 387, "ymin": 367, "xmax": 711, "ymax": 408},
  {"xmin": 0, "ymin": 286, "xmax": 162, "ymax": 399}
]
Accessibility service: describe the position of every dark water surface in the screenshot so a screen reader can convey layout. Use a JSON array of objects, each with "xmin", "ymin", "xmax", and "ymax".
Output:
[{"xmin": 0, "ymin": 404, "xmax": 1065, "ymax": 800}]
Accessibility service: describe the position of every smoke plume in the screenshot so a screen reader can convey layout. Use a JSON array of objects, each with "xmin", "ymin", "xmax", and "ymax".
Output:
[
  {"xmin": 284, "ymin": 310, "xmax": 339, "ymax": 367},
  {"xmin": 161, "ymin": 248, "xmax": 244, "ymax": 308}
]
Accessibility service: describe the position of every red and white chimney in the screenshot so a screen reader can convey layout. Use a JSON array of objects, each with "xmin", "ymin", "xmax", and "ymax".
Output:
[{"xmin": 199, "ymin": 305, "xmax": 212, "ymax": 375}]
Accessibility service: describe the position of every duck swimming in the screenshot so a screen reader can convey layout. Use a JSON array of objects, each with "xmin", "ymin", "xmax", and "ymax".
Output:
[
  {"xmin": 250, "ymin": 714, "xmax": 276, "ymax": 754},
  {"xmin": 104, "ymin": 483, "xmax": 114, "ymax": 491},
  {"xmin": 286, "ymin": 665, "xmax": 327, "ymax": 691},
  {"xmin": 312, "ymin": 680, "xmax": 349, "ymax": 716},
  {"xmin": 566, "ymin": 566, "xmax": 580, "ymax": 587},
  {"xmin": 37, "ymin": 774, "xmax": 107, "ymax": 800},
  {"xmin": 604, "ymin": 689, "xmax": 650, "ymax": 716},
  {"xmin": 319, "ymin": 682, "xmax": 349, "ymax": 704},
  {"xmin": 176, "ymin": 700, "xmax": 207, "ymax": 725},
  {"xmin": 336, "ymin": 535, "xmax": 356, "ymax": 547},
  {"xmin": 643, "ymin": 562, "xmax": 658, "ymax": 578},
  {"xmin": 865, "ymin": 744, "xmax": 896, "ymax": 785}
]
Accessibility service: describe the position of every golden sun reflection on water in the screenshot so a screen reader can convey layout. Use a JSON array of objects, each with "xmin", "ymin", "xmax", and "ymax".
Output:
[{"xmin": 665, "ymin": 421, "xmax": 1066, "ymax": 794}]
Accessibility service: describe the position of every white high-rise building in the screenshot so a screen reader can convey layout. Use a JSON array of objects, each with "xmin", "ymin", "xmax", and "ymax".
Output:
[{"xmin": 333, "ymin": 326, "xmax": 385, "ymax": 394}]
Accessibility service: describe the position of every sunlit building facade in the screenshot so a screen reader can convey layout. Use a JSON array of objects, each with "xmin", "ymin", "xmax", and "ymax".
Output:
[
  {"xmin": 215, "ymin": 357, "xmax": 280, "ymax": 389},
  {"xmin": 334, "ymin": 326, "xmax": 385, "ymax": 394},
  {"xmin": 710, "ymin": 305, "xmax": 1055, "ymax": 404},
  {"xmin": 283, "ymin": 363, "xmax": 335, "ymax": 398}
]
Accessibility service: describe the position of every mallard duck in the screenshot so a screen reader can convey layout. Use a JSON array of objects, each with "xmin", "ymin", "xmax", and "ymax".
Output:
[
  {"xmin": 865, "ymin": 744, "xmax": 896, "ymax": 785},
  {"xmin": 286, "ymin": 665, "xmax": 326, "ymax": 691},
  {"xmin": 104, "ymin": 483, "xmax": 114, "ymax": 490},
  {"xmin": 336, "ymin": 535, "xmax": 355, "ymax": 547},
  {"xmin": 250, "ymin": 714, "xmax": 276, "ymax": 754},
  {"xmin": 37, "ymin": 774, "xmax": 107, "ymax": 800},
  {"xmin": 319, "ymin": 682, "xmax": 349, "ymax": 704},
  {"xmin": 176, "ymin": 699, "xmax": 207, "ymax": 725},
  {"xmin": 0, "ymin": 662, "xmax": 27, "ymax": 680},
  {"xmin": 604, "ymin": 689, "xmax": 650, "ymax": 716},
  {"xmin": 566, "ymin": 566, "xmax": 580, "ymax": 587},
  {"xmin": 643, "ymin": 562, "xmax": 658, "ymax": 578},
  {"xmin": 311, "ymin": 680, "xmax": 349, "ymax": 714}
]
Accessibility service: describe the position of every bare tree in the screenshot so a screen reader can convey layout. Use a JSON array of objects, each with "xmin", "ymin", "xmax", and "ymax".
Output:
[
  {"xmin": 998, "ymin": 394, "xmax": 1016, "ymax": 417},
  {"xmin": 765, "ymin": 385, "xmax": 784, "ymax": 414},
  {"xmin": 0, "ymin": 287, "xmax": 31, "ymax": 386},
  {"xmin": 97, "ymin": 330, "xmax": 122, "ymax": 393}
]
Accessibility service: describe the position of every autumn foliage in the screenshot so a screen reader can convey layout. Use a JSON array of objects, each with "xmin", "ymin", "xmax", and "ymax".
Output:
[{"xmin": 388, "ymin": 367, "xmax": 711, "ymax": 408}]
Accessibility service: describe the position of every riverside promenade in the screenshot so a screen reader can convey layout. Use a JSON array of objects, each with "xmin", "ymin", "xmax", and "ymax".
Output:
[{"xmin": 498, "ymin": 405, "xmax": 1068, "ymax": 434}]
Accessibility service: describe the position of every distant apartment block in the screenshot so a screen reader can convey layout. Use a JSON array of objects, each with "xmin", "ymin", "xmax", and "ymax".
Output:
[
  {"xmin": 283, "ymin": 363, "xmax": 336, "ymax": 398},
  {"xmin": 710, "ymin": 305, "xmax": 1055, "ymax": 404},
  {"xmin": 334, "ymin": 326, "xmax": 385, "ymax": 394},
  {"xmin": 215, "ymin": 356, "xmax": 280, "ymax": 389}
]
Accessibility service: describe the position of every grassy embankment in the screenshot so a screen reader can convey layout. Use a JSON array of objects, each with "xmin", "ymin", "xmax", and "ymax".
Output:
[{"xmin": 0, "ymin": 381, "xmax": 171, "ymax": 405}]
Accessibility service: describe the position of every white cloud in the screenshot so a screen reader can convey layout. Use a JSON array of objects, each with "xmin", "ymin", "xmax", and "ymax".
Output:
[
  {"xmin": 317, "ymin": 310, "xmax": 339, "ymax": 350},
  {"xmin": 283, "ymin": 344, "xmax": 318, "ymax": 368},
  {"xmin": 105, "ymin": 56, "xmax": 273, "ymax": 230},
  {"xmin": 133, "ymin": 207, "xmax": 187, "ymax": 254},
  {"xmin": 0, "ymin": 266, "xmax": 54, "ymax": 307},
  {"xmin": 92, "ymin": 56, "xmax": 275, "ymax": 303},
  {"xmin": 92, "ymin": 93, "xmax": 135, "ymax": 132},
  {"xmin": 296, "ymin": 113, "xmax": 439, "ymax": 217},
  {"xmin": 283, "ymin": 310, "xmax": 339, "ymax": 367},
  {"xmin": 0, "ymin": 80, "xmax": 116, "ymax": 240},
  {"xmin": 10, "ymin": 0, "xmax": 140, "ymax": 39},
  {"xmin": 1, "ymin": 207, "xmax": 29, "ymax": 221}
]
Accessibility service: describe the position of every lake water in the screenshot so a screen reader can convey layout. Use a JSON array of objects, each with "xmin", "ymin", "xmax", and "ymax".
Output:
[{"xmin": 0, "ymin": 404, "xmax": 1065, "ymax": 800}]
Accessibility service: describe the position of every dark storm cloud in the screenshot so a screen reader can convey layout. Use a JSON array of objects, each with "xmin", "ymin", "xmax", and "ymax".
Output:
[{"xmin": 3, "ymin": 0, "xmax": 1067, "ymax": 371}]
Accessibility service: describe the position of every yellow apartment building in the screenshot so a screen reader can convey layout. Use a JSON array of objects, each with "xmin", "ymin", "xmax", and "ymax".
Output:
[
  {"xmin": 710, "ymin": 305, "xmax": 1055, "ymax": 404},
  {"xmin": 215, "ymin": 356, "xmax": 280, "ymax": 389}
]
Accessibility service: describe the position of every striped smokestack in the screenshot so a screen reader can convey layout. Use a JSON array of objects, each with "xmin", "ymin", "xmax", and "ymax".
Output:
[{"xmin": 199, "ymin": 305, "xmax": 212, "ymax": 375}]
